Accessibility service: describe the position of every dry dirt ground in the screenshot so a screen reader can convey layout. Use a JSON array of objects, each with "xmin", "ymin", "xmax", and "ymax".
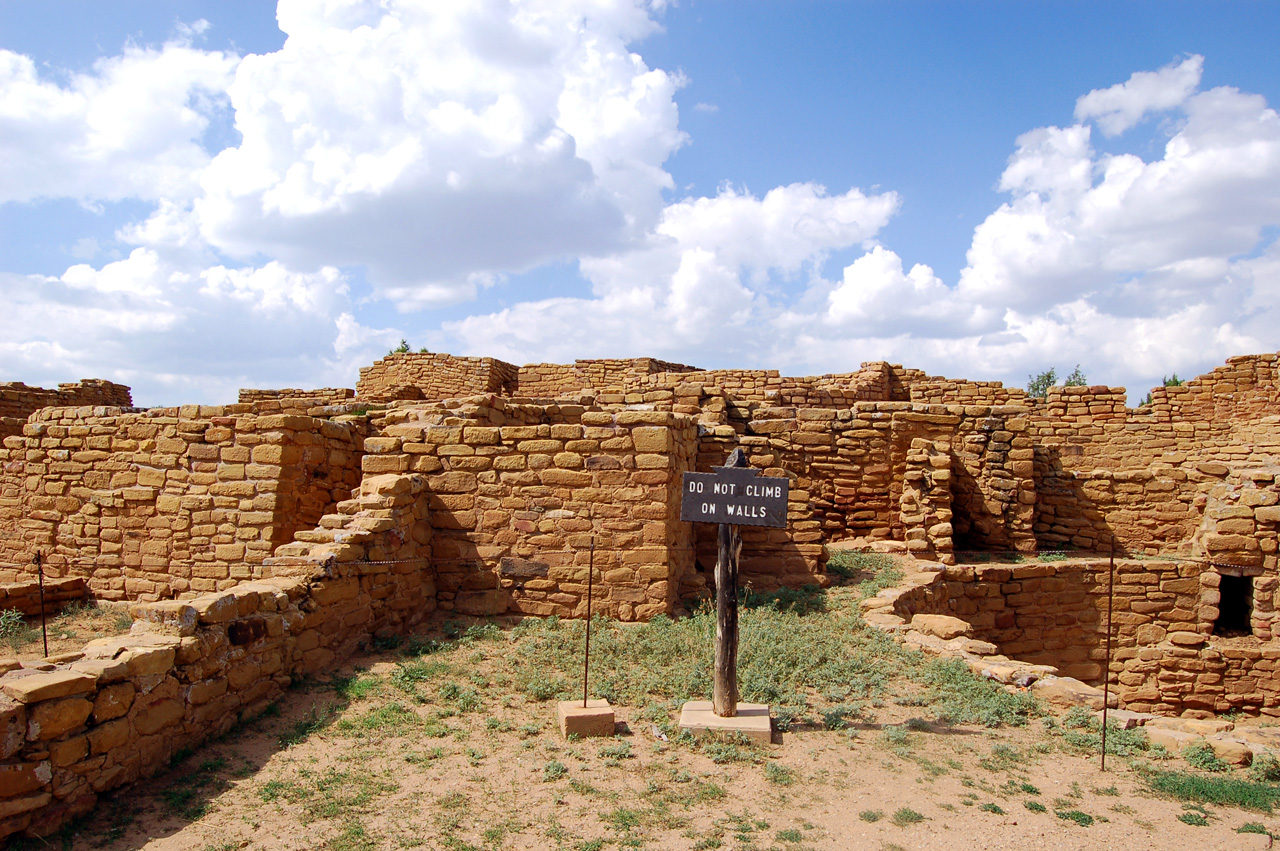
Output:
[
  {"xmin": 1, "ymin": 601, "xmax": 133, "ymax": 661},
  {"xmin": 24, "ymin": 614, "xmax": 1276, "ymax": 851}
]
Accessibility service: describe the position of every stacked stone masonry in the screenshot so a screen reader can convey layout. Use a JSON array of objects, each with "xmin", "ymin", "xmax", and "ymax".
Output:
[
  {"xmin": 0, "ymin": 349, "xmax": 1279, "ymax": 838},
  {"xmin": 0, "ymin": 406, "xmax": 366, "ymax": 600},
  {"xmin": 0, "ymin": 381, "xmax": 132, "ymax": 440}
]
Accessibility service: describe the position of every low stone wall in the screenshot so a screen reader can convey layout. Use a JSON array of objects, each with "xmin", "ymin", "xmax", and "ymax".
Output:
[
  {"xmin": 883, "ymin": 554, "xmax": 1280, "ymax": 718},
  {"xmin": 0, "ymin": 578, "xmax": 88, "ymax": 618},
  {"xmin": 0, "ymin": 469, "xmax": 436, "ymax": 841},
  {"xmin": 0, "ymin": 381, "xmax": 132, "ymax": 439},
  {"xmin": 238, "ymin": 388, "xmax": 355, "ymax": 406}
]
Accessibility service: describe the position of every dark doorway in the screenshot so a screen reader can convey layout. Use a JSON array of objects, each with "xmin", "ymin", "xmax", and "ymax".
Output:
[{"xmin": 1214, "ymin": 574, "xmax": 1253, "ymax": 637}]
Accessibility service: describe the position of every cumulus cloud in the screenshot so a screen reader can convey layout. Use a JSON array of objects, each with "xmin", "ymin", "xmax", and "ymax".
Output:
[
  {"xmin": 191, "ymin": 0, "xmax": 687, "ymax": 305},
  {"xmin": 448, "ymin": 54, "xmax": 1280, "ymax": 402},
  {"xmin": 0, "ymin": 36, "xmax": 237, "ymax": 203},
  {"xmin": 3, "ymin": 11, "xmax": 1279, "ymax": 412},
  {"xmin": 0, "ymin": 248, "xmax": 379, "ymax": 405},
  {"xmin": 444, "ymin": 182, "xmax": 899, "ymax": 363},
  {"xmin": 1074, "ymin": 55, "xmax": 1202, "ymax": 136}
]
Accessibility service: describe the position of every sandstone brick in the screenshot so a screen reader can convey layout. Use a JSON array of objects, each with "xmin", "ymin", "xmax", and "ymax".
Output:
[
  {"xmin": 2, "ymin": 671, "xmax": 97, "ymax": 704},
  {"xmin": 27, "ymin": 697, "xmax": 93, "ymax": 741}
]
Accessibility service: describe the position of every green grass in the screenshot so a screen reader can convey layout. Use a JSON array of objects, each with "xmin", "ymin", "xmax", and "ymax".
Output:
[
  {"xmin": 502, "ymin": 584, "xmax": 1036, "ymax": 731},
  {"xmin": 1025, "ymin": 800, "xmax": 1047, "ymax": 813},
  {"xmin": 1055, "ymin": 809, "xmax": 1094, "ymax": 827},
  {"xmin": 1141, "ymin": 766, "xmax": 1280, "ymax": 812},
  {"xmin": 763, "ymin": 763, "xmax": 797, "ymax": 786},
  {"xmin": 858, "ymin": 810, "xmax": 883, "ymax": 823},
  {"xmin": 1182, "ymin": 739, "xmax": 1230, "ymax": 773}
]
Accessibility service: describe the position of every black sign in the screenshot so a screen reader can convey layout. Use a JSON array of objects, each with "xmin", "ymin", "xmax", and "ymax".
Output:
[{"xmin": 680, "ymin": 465, "xmax": 789, "ymax": 528}]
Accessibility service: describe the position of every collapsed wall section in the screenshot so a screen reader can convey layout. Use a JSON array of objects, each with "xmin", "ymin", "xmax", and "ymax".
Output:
[{"xmin": 0, "ymin": 406, "xmax": 365, "ymax": 600}]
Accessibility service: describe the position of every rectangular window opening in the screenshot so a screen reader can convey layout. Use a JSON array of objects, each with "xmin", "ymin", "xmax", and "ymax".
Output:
[{"xmin": 1214, "ymin": 574, "xmax": 1253, "ymax": 638}]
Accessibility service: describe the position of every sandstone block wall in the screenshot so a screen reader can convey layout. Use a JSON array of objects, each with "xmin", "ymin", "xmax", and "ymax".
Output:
[
  {"xmin": 356, "ymin": 353, "xmax": 519, "ymax": 402},
  {"xmin": 237, "ymin": 388, "xmax": 356, "ymax": 406},
  {"xmin": 296, "ymin": 398, "xmax": 699, "ymax": 621},
  {"xmin": 0, "ymin": 477, "xmax": 437, "ymax": 842},
  {"xmin": 889, "ymin": 547, "xmax": 1280, "ymax": 717},
  {"xmin": 0, "ymin": 578, "xmax": 88, "ymax": 618},
  {"xmin": 0, "ymin": 381, "xmax": 133, "ymax": 440},
  {"xmin": 0, "ymin": 406, "xmax": 365, "ymax": 600}
]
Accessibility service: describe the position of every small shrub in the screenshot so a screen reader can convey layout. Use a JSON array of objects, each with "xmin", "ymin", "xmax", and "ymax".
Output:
[
  {"xmin": 1025, "ymin": 800, "xmax": 1047, "ymax": 813},
  {"xmin": 1183, "ymin": 739, "xmax": 1230, "ymax": 773},
  {"xmin": 764, "ymin": 763, "xmax": 796, "ymax": 786},
  {"xmin": 598, "ymin": 740, "xmax": 633, "ymax": 761},
  {"xmin": 858, "ymin": 810, "xmax": 883, "ymax": 823},
  {"xmin": 1249, "ymin": 752, "xmax": 1280, "ymax": 783},
  {"xmin": 1141, "ymin": 766, "xmax": 1280, "ymax": 811},
  {"xmin": 543, "ymin": 760, "xmax": 567, "ymax": 782},
  {"xmin": 1177, "ymin": 811, "xmax": 1209, "ymax": 826},
  {"xmin": 1055, "ymin": 809, "xmax": 1094, "ymax": 827},
  {"xmin": 1239, "ymin": 822, "xmax": 1271, "ymax": 835},
  {"xmin": 890, "ymin": 807, "xmax": 924, "ymax": 827},
  {"xmin": 979, "ymin": 802, "xmax": 1005, "ymax": 815}
]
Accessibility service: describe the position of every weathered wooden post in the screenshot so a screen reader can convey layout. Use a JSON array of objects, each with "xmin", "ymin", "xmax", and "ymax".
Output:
[
  {"xmin": 713, "ymin": 450, "xmax": 747, "ymax": 716},
  {"xmin": 678, "ymin": 447, "xmax": 789, "ymax": 742}
]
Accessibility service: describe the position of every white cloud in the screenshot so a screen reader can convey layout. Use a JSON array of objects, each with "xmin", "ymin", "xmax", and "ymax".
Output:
[
  {"xmin": 193, "ymin": 0, "xmax": 687, "ymax": 306},
  {"xmin": 3, "ymin": 15, "xmax": 1279, "ymax": 413},
  {"xmin": 445, "ymin": 181, "xmax": 899, "ymax": 363},
  {"xmin": 1075, "ymin": 54, "xmax": 1202, "ymax": 136},
  {"xmin": 0, "ymin": 39, "xmax": 237, "ymax": 203}
]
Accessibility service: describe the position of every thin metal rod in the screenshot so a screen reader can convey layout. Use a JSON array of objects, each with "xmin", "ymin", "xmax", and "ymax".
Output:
[
  {"xmin": 35, "ymin": 551, "xmax": 48, "ymax": 658},
  {"xmin": 582, "ymin": 537, "xmax": 594, "ymax": 708},
  {"xmin": 1101, "ymin": 547, "xmax": 1115, "ymax": 771}
]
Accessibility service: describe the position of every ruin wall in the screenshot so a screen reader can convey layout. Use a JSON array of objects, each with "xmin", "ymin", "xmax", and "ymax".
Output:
[
  {"xmin": 0, "ymin": 469, "xmax": 436, "ymax": 841},
  {"xmin": 356, "ymin": 353, "xmax": 519, "ymax": 402},
  {"xmin": 0, "ymin": 381, "xmax": 133, "ymax": 440},
  {"xmin": 237, "ymin": 388, "xmax": 355, "ymax": 406},
  {"xmin": 0, "ymin": 406, "xmax": 365, "ymax": 600}
]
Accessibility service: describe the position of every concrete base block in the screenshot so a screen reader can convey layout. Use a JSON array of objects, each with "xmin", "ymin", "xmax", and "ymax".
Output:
[
  {"xmin": 678, "ymin": 700, "xmax": 772, "ymax": 744},
  {"xmin": 557, "ymin": 699, "xmax": 615, "ymax": 738}
]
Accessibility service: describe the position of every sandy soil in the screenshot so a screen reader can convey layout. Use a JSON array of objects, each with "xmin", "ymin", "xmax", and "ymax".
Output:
[
  {"xmin": 1, "ymin": 601, "xmax": 133, "ymax": 661},
  {"xmin": 46, "ymin": 641, "xmax": 1276, "ymax": 851}
]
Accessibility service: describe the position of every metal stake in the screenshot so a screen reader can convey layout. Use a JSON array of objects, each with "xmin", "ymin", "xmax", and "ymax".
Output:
[
  {"xmin": 1101, "ymin": 548, "xmax": 1115, "ymax": 771},
  {"xmin": 582, "ymin": 537, "xmax": 595, "ymax": 708},
  {"xmin": 35, "ymin": 551, "xmax": 48, "ymax": 658}
]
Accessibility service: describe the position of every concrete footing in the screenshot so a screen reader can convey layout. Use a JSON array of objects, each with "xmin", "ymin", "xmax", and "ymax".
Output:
[
  {"xmin": 678, "ymin": 700, "xmax": 772, "ymax": 744},
  {"xmin": 557, "ymin": 699, "xmax": 615, "ymax": 738}
]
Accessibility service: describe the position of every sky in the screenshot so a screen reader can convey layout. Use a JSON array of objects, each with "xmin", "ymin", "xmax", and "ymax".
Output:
[{"xmin": 2, "ymin": 1, "xmax": 1279, "ymax": 407}]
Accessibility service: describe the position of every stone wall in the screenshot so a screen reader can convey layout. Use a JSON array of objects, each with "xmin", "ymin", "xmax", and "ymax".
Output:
[
  {"xmin": 0, "ymin": 578, "xmax": 88, "ymax": 618},
  {"xmin": 279, "ymin": 398, "xmax": 700, "ymax": 621},
  {"xmin": 0, "ymin": 471, "xmax": 436, "ymax": 842},
  {"xmin": 0, "ymin": 381, "xmax": 133, "ymax": 440},
  {"xmin": 237, "ymin": 388, "xmax": 355, "ymax": 406},
  {"xmin": 888, "ymin": 545, "xmax": 1280, "ymax": 717},
  {"xmin": 0, "ymin": 406, "xmax": 365, "ymax": 600},
  {"xmin": 357, "ymin": 353, "xmax": 520, "ymax": 402}
]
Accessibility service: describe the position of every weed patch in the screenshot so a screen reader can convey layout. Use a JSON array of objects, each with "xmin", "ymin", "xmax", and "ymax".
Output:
[{"xmin": 1140, "ymin": 767, "xmax": 1280, "ymax": 812}]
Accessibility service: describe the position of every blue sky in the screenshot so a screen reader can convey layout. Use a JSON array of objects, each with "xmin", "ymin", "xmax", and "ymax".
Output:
[{"xmin": 2, "ymin": 1, "xmax": 1279, "ymax": 405}]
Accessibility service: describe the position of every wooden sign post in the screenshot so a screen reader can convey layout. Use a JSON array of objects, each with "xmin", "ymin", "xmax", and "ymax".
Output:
[{"xmin": 678, "ymin": 448, "xmax": 789, "ymax": 740}]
